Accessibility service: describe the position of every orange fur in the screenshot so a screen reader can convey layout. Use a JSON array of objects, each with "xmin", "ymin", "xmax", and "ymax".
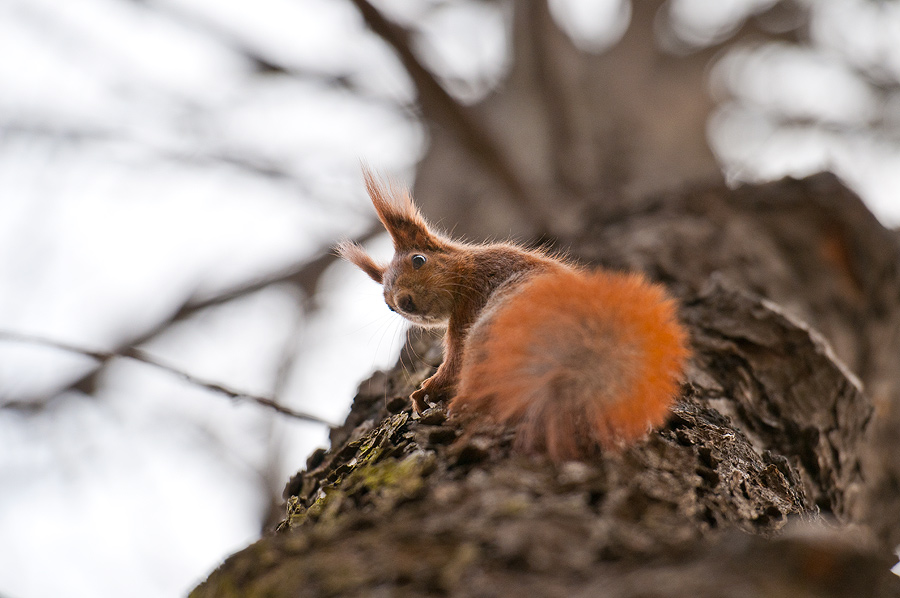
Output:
[
  {"xmin": 336, "ymin": 240, "xmax": 385, "ymax": 283},
  {"xmin": 452, "ymin": 269, "xmax": 690, "ymax": 460},
  {"xmin": 339, "ymin": 168, "xmax": 691, "ymax": 460},
  {"xmin": 361, "ymin": 169, "xmax": 445, "ymax": 251}
]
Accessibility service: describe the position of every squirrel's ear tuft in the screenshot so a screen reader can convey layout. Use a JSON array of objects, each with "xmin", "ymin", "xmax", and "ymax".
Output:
[
  {"xmin": 361, "ymin": 167, "xmax": 444, "ymax": 251},
  {"xmin": 336, "ymin": 240, "xmax": 384, "ymax": 284}
]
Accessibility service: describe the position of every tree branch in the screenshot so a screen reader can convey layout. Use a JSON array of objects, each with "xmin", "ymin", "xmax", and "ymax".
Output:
[
  {"xmin": 0, "ymin": 121, "xmax": 354, "ymax": 203},
  {"xmin": 0, "ymin": 329, "xmax": 338, "ymax": 427},
  {"xmin": 347, "ymin": 0, "xmax": 548, "ymax": 223},
  {"xmin": 26, "ymin": 226, "xmax": 382, "ymax": 407},
  {"xmin": 134, "ymin": 0, "xmax": 412, "ymax": 112}
]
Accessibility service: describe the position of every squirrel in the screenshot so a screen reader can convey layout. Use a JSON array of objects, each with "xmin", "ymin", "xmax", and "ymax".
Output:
[{"xmin": 337, "ymin": 169, "xmax": 691, "ymax": 460}]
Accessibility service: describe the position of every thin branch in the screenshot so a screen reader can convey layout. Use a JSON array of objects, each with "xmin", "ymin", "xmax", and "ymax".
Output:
[
  {"xmin": 0, "ymin": 330, "xmax": 339, "ymax": 428},
  {"xmin": 136, "ymin": 0, "xmax": 414, "ymax": 114},
  {"xmin": 174, "ymin": 224, "xmax": 383, "ymax": 316},
  {"xmin": 347, "ymin": 0, "xmax": 547, "ymax": 222},
  {"xmin": 62, "ymin": 227, "xmax": 379, "ymax": 398},
  {"xmin": 0, "ymin": 121, "xmax": 336, "ymax": 205}
]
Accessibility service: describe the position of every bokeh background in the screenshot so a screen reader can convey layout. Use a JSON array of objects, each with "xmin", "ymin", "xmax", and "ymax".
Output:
[{"xmin": 1, "ymin": 1, "xmax": 899, "ymax": 596}]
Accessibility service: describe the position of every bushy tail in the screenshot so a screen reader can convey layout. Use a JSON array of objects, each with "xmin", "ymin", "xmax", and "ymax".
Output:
[{"xmin": 451, "ymin": 269, "xmax": 690, "ymax": 461}]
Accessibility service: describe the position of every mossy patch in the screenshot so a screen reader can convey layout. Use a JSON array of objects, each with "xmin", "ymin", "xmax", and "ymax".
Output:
[
  {"xmin": 281, "ymin": 411, "xmax": 416, "ymax": 530},
  {"xmin": 284, "ymin": 449, "xmax": 435, "ymax": 529}
]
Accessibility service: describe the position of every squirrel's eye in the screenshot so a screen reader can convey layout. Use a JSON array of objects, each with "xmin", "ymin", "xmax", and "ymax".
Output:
[{"xmin": 411, "ymin": 254, "xmax": 427, "ymax": 269}]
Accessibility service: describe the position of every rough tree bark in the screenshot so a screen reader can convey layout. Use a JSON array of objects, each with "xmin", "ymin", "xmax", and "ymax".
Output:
[
  {"xmin": 191, "ymin": 172, "xmax": 900, "ymax": 597},
  {"xmin": 192, "ymin": 2, "xmax": 900, "ymax": 595}
]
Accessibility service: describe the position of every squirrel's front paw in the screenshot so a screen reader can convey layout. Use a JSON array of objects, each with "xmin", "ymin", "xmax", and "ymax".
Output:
[
  {"xmin": 410, "ymin": 387, "xmax": 430, "ymax": 414},
  {"xmin": 410, "ymin": 380, "xmax": 454, "ymax": 414}
]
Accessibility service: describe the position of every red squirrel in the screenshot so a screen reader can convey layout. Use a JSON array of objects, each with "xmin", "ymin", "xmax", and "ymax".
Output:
[{"xmin": 338, "ymin": 169, "xmax": 690, "ymax": 460}]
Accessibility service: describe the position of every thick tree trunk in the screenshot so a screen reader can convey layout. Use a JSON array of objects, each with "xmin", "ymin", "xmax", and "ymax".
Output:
[{"xmin": 192, "ymin": 173, "xmax": 900, "ymax": 597}]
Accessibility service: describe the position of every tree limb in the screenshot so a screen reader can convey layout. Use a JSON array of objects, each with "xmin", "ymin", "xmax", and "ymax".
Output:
[
  {"xmin": 21, "ymin": 226, "xmax": 382, "ymax": 408},
  {"xmin": 0, "ymin": 329, "xmax": 338, "ymax": 427},
  {"xmin": 347, "ymin": 0, "xmax": 548, "ymax": 223}
]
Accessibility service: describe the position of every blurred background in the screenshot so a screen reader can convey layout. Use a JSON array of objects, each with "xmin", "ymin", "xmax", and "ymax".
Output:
[{"xmin": 1, "ymin": 0, "xmax": 898, "ymax": 596}]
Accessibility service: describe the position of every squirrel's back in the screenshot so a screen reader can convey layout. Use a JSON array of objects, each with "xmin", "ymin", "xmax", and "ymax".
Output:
[{"xmin": 452, "ymin": 268, "xmax": 690, "ymax": 460}]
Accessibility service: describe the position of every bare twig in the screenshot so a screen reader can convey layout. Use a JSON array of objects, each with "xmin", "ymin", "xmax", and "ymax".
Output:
[
  {"xmin": 58, "ymin": 226, "xmax": 382, "ymax": 401},
  {"xmin": 173, "ymin": 224, "xmax": 383, "ymax": 316},
  {"xmin": 347, "ymin": 0, "xmax": 546, "ymax": 222},
  {"xmin": 137, "ymin": 0, "xmax": 414, "ymax": 113},
  {"xmin": 1, "ymin": 121, "xmax": 335, "ymax": 204},
  {"xmin": 0, "ymin": 329, "xmax": 339, "ymax": 428}
]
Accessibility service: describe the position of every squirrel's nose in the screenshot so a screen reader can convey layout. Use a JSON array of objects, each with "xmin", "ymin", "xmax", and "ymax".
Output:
[{"xmin": 397, "ymin": 294, "xmax": 417, "ymax": 314}]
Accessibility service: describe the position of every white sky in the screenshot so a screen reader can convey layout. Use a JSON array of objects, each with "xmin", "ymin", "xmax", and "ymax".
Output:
[{"xmin": 0, "ymin": 1, "xmax": 898, "ymax": 597}]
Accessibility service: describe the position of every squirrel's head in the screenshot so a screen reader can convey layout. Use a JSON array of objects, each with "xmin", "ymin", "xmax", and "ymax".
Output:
[{"xmin": 337, "ymin": 168, "xmax": 457, "ymax": 327}]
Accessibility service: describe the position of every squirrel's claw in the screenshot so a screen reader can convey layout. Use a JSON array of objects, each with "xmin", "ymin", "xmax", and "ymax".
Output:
[
  {"xmin": 411, "ymin": 377, "xmax": 455, "ymax": 414},
  {"xmin": 410, "ymin": 387, "xmax": 430, "ymax": 414}
]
